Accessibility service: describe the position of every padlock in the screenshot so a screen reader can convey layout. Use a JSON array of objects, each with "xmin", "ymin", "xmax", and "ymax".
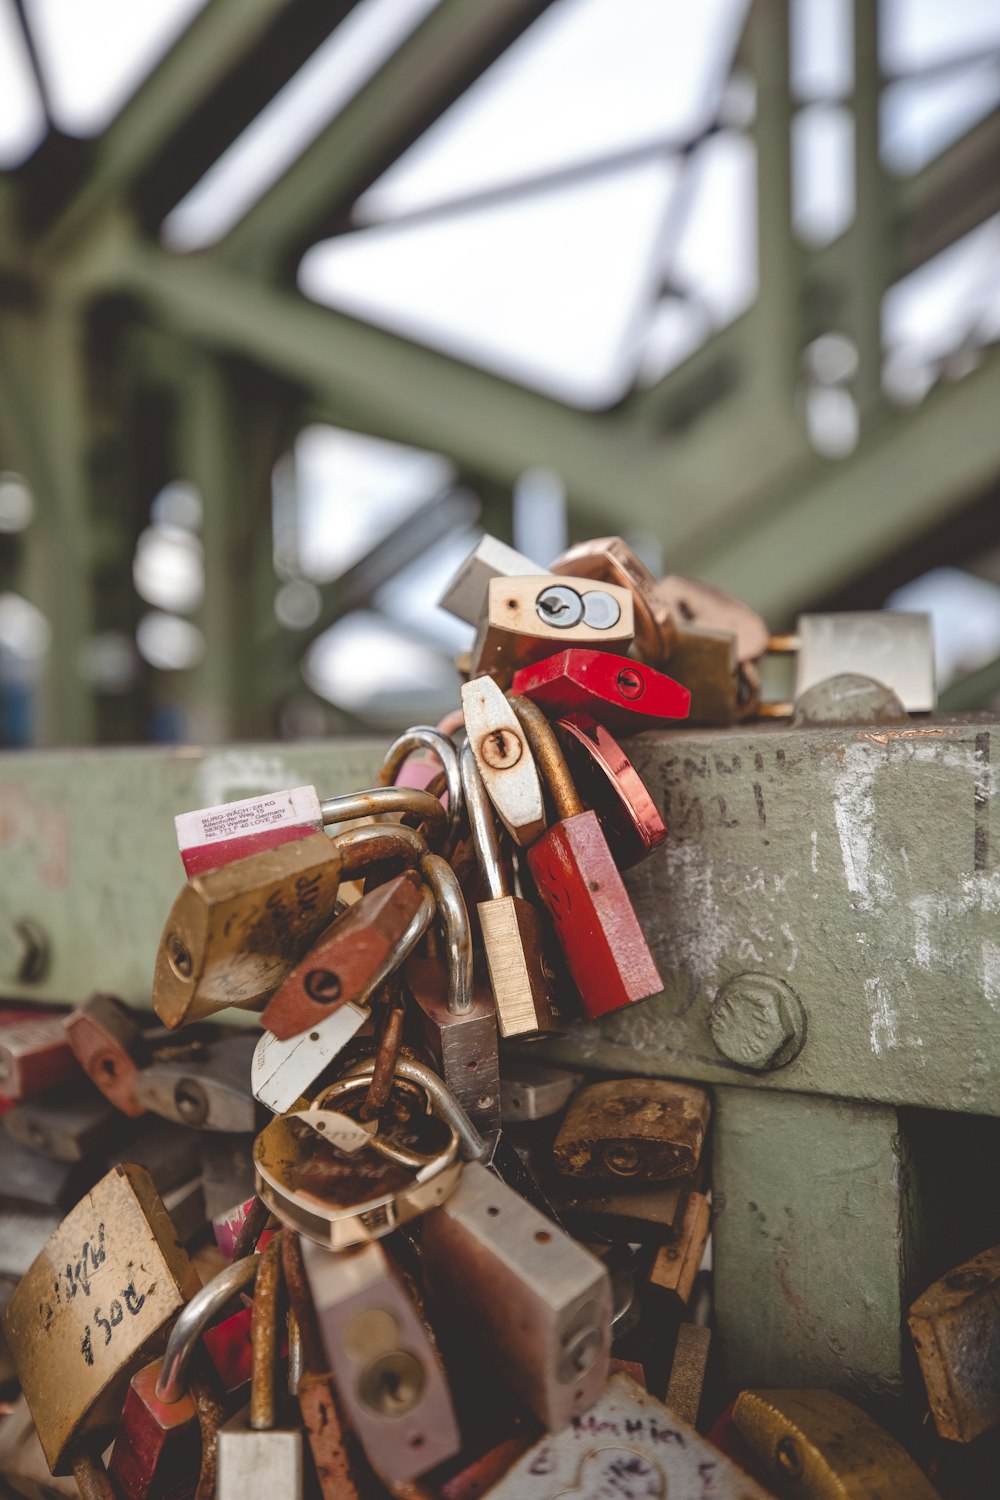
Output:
[
  {"xmin": 0, "ymin": 1012, "xmax": 80, "ymax": 1100},
  {"xmin": 461, "ymin": 743, "xmax": 561, "ymax": 1040},
  {"xmin": 732, "ymin": 1388, "xmax": 938, "ymax": 1499},
  {"xmin": 153, "ymin": 832, "xmax": 343, "ymax": 1028},
  {"xmin": 64, "ymin": 994, "xmax": 149, "ymax": 1118},
  {"xmin": 0, "ymin": 1204, "xmax": 62, "ymax": 1281},
  {"xmin": 509, "ymin": 694, "xmax": 663, "ymax": 1018},
  {"xmin": 908, "ymin": 1241, "xmax": 1000, "ymax": 1442},
  {"xmin": 499, "ymin": 1061, "xmax": 583, "ymax": 1124},
  {"xmin": 109, "ymin": 1256, "xmax": 259, "ymax": 1500},
  {"xmin": 261, "ymin": 868, "xmax": 430, "ymax": 1041},
  {"xmin": 760, "ymin": 609, "xmax": 936, "ymax": 717},
  {"xmin": 3, "ymin": 1080, "xmax": 119, "ymax": 1163},
  {"xmin": 134, "ymin": 1032, "xmax": 258, "ymax": 1131},
  {"xmin": 554, "ymin": 713, "xmax": 668, "ymax": 869},
  {"xmin": 656, "ymin": 574, "xmax": 770, "ymax": 665},
  {"xmin": 0, "ymin": 1132, "xmax": 93, "ymax": 1211},
  {"xmin": 482, "ymin": 1371, "xmax": 773, "ymax": 1497},
  {"xmin": 3, "ymin": 1162, "xmax": 202, "ymax": 1474},
  {"xmin": 510, "ymin": 646, "xmax": 690, "ymax": 734},
  {"xmin": 377, "ymin": 725, "xmax": 464, "ymax": 842},
  {"xmin": 546, "ymin": 1176, "xmax": 692, "ymax": 1244},
  {"xmin": 404, "ymin": 850, "xmax": 501, "ymax": 1140},
  {"xmin": 550, "ymin": 537, "xmax": 676, "ymax": 663},
  {"xmin": 318, "ymin": 783, "xmax": 449, "ymax": 850},
  {"xmin": 422, "ymin": 1158, "xmax": 612, "ymax": 1432},
  {"xmin": 175, "ymin": 784, "xmax": 325, "ymax": 876},
  {"xmin": 438, "ymin": 533, "xmax": 544, "ymax": 626},
  {"xmin": 301, "ymin": 1233, "xmax": 462, "ymax": 1484},
  {"xmin": 471, "ymin": 574, "xmax": 635, "ymax": 686},
  {"xmin": 255, "ymin": 1055, "xmax": 479, "ymax": 1250},
  {"xmin": 462, "ymin": 673, "xmax": 546, "ymax": 846},
  {"xmin": 109, "ymin": 1118, "xmax": 202, "ymax": 1198},
  {"xmin": 216, "ymin": 1235, "xmax": 304, "ymax": 1500},
  {"xmin": 665, "ymin": 622, "xmax": 760, "ymax": 725},
  {"xmin": 552, "ymin": 1079, "xmax": 710, "ymax": 1181},
  {"xmin": 649, "ymin": 1189, "xmax": 711, "ymax": 1309},
  {"xmin": 664, "ymin": 1322, "xmax": 711, "ymax": 1428}
]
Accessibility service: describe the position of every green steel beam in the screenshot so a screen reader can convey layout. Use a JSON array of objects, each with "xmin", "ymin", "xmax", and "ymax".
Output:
[{"xmin": 218, "ymin": 0, "xmax": 557, "ymax": 278}]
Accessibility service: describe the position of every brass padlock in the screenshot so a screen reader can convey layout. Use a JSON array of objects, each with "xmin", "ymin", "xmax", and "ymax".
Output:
[
  {"xmin": 648, "ymin": 1189, "xmax": 711, "ymax": 1310},
  {"xmin": 552, "ymin": 1078, "xmax": 710, "ymax": 1181},
  {"xmin": 153, "ymin": 832, "xmax": 343, "ymax": 1028},
  {"xmin": 3, "ymin": 1162, "xmax": 201, "ymax": 1474},
  {"xmin": 664, "ymin": 623, "xmax": 761, "ymax": 724},
  {"xmin": 471, "ymin": 574, "xmax": 635, "ymax": 686}
]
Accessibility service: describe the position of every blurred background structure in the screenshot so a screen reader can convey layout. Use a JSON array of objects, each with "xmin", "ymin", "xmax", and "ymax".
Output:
[{"xmin": 0, "ymin": 0, "xmax": 996, "ymax": 745}]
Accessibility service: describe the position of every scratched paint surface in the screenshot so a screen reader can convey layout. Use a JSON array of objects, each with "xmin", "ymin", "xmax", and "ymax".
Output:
[{"xmin": 0, "ymin": 723, "xmax": 995, "ymax": 1113}]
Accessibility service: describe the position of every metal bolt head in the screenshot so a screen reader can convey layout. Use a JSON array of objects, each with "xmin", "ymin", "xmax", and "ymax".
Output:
[
  {"xmin": 535, "ymin": 584, "xmax": 584, "ymax": 628},
  {"xmin": 479, "ymin": 727, "xmax": 522, "ymax": 769},
  {"xmin": 708, "ymin": 973, "xmax": 806, "ymax": 1071}
]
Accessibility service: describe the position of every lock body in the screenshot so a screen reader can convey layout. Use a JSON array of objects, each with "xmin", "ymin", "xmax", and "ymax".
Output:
[
  {"xmin": 175, "ymin": 784, "xmax": 324, "ymax": 877},
  {"xmin": 216, "ymin": 1413, "xmax": 304, "ymax": 1500},
  {"xmin": 422, "ymin": 1160, "xmax": 612, "ymax": 1432},
  {"xmin": 656, "ymin": 574, "xmax": 769, "ymax": 664},
  {"xmin": 0, "ymin": 1014, "xmax": 79, "ymax": 1100},
  {"xmin": 553, "ymin": 1079, "xmax": 710, "ymax": 1181},
  {"xmin": 302, "ymin": 1236, "xmax": 461, "ymax": 1483},
  {"xmin": 462, "ymin": 675, "xmax": 545, "ymax": 846},
  {"xmin": 134, "ymin": 1033, "xmax": 257, "ymax": 1131},
  {"xmin": 3, "ymin": 1163, "xmax": 201, "ymax": 1473},
  {"xmin": 153, "ymin": 832, "xmax": 343, "ymax": 1028},
  {"xmin": 526, "ymin": 810, "xmax": 662, "ymax": 1018},
  {"xmin": 550, "ymin": 536, "xmax": 675, "ymax": 662},
  {"xmin": 511, "ymin": 648, "xmax": 690, "ymax": 733},
  {"xmin": 908, "ymin": 1242, "xmax": 1000, "ymax": 1442},
  {"xmin": 499, "ymin": 1062, "xmax": 582, "ymax": 1124},
  {"xmin": 649, "ymin": 1189, "xmax": 711, "ymax": 1308},
  {"xmin": 4, "ymin": 1081, "xmax": 118, "ymax": 1163},
  {"xmin": 666, "ymin": 624, "xmax": 759, "ymax": 725},
  {"xmin": 555, "ymin": 714, "xmax": 667, "ymax": 868},
  {"xmin": 438, "ymin": 534, "xmax": 543, "ymax": 626},
  {"xmin": 250, "ymin": 1002, "xmax": 370, "ymax": 1115},
  {"xmin": 472, "ymin": 574, "xmax": 635, "ymax": 685},
  {"xmin": 405, "ymin": 955, "xmax": 501, "ymax": 1140},
  {"xmin": 64, "ymin": 994, "xmax": 147, "ymax": 1118},
  {"xmin": 107, "ymin": 1358, "xmax": 199, "ymax": 1500},
  {"xmin": 478, "ymin": 893, "xmax": 561, "ymax": 1039}
]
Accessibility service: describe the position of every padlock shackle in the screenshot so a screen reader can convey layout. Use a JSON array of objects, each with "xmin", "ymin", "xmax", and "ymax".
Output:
[
  {"xmin": 250, "ymin": 1234, "xmax": 283, "ymax": 1432},
  {"xmin": 319, "ymin": 786, "xmax": 448, "ymax": 848},
  {"xmin": 327, "ymin": 822, "xmax": 427, "ymax": 877},
  {"xmin": 377, "ymin": 726, "xmax": 464, "ymax": 839},
  {"xmin": 340, "ymin": 1054, "xmax": 489, "ymax": 1164},
  {"xmin": 507, "ymin": 695, "xmax": 584, "ymax": 821},
  {"xmin": 459, "ymin": 742, "xmax": 508, "ymax": 901},
  {"xmin": 354, "ymin": 883, "xmax": 437, "ymax": 1009},
  {"xmin": 155, "ymin": 1256, "xmax": 260, "ymax": 1404},
  {"xmin": 417, "ymin": 852, "xmax": 474, "ymax": 1017}
]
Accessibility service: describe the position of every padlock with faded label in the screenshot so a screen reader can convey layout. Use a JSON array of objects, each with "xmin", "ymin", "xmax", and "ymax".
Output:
[
  {"xmin": 3, "ymin": 1162, "xmax": 202, "ymax": 1474},
  {"xmin": 552, "ymin": 1078, "xmax": 710, "ymax": 1181},
  {"xmin": 471, "ymin": 574, "xmax": 635, "ymax": 686},
  {"xmin": 153, "ymin": 833, "xmax": 344, "ymax": 1028},
  {"xmin": 64, "ymin": 994, "xmax": 149, "ymax": 1118},
  {"xmin": 134, "ymin": 1032, "xmax": 258, "ymax": 1132},
  {"xmin": 554, "ymin": 713, "xmax": 668, "ymax": 869},
  {"xmin": 462, "ymin": 673, "xmax": 546, "ymax": 846},
  {"xmin": 0, "ymin": 1013, "xmax": 80, "ymax": 1101},
  {"xmin": 301, "ymin": 1234, "xmax": 461, "ymax": 1484},
  {"xmin": 550, "ymin": 535, "xmax": 676, "ymax": 662},
  {"xmin": 422, "ymin": 1158, "xmax": 612, "ymax": 1432},
  {"xmin": 175, "ymin": 785, "xmax": 325, "ymax": 877},
  {"xmin": 461, "ymin": 742, "xmax": 563, "ymax": 1039},
  {"xmin": 510, "ymin": 646, "xmax": 691, "ymax": 734},
  {"xmin": 509, "ymin": 695, "xmax": 662, "ymax": 1018}
]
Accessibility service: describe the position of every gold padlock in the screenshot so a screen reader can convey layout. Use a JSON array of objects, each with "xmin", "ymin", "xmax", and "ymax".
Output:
[
  {"xmin": 3, "ymin": 1162, "xmax": 201, "ymax": 1474},
  {"xmin": 153, "ymin": 831, "xmax": 343, "ymax": 1028}
]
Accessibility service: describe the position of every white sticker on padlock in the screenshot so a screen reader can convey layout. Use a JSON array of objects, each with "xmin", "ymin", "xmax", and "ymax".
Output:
[
  {"xmin": 251, "ymin": 1003, "xmax": 368, "ymax": 1114},
  {"xmin": 284, "ymin": 1109, "xmax": 376, "ymax": 1153},
  {"xmin": 176, "ymin": 785, "xmax": 323, "ymax": 877}
]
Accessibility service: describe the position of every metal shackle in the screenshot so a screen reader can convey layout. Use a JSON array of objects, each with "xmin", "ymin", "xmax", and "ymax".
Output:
[
  {"xmin": 327, "ymin": 821, "xmax": 428, "ymax": 878},
  {"xmin": 340, "ymin": 1053, "xmax": 489, "ymax": 1164},
  {"xmin": 319, "ymin": 785, "xmax": 448, "ymax": 849},
  {"xmin": 155, "ymin": 1255, "xmax": 260, "ymax": 1404},
  {"xmin": 354, "ymin": 882, "xmax": 437, "ymax": 1011},
  {"xmin": 377, "ymin": 726, "xmax": 464, "ymax": 840},
  {"xmin": 507, "ymin": 695, "xmax": 583, "ymax": 821},
  {"xmin": 417, "ymin": 851, "xmax": 474, "ymax": 1017},
  {"xmin": 459, "ymin": 741, "xmax": 509, "ymax": 901}
]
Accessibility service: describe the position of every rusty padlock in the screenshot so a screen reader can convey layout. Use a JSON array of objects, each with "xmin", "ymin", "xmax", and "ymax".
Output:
[
  {"xmin": 510, "ymin": 647, "xmax": 690, "ymax": 734},
  {"xmin": 509, "ymin": 695, "xmax": 663, "ymax": 1018},
  {"xmin": 552, "ymin": 1079, "xmax": 710, "ymax": 1182}
]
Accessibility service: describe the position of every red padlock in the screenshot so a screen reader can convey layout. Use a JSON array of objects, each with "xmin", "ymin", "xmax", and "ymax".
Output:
[
  {"xmin": 64, "ymin": 993, "xmax": 148, "ymax": 1118},
  {"xmin": 510, "ymin": 648, "xmax": 690, "ymax": 735},
  {"xmin": 509, "ymin": 696, "xmax": 662, "ymax": 1019},
  {"xmin": 554, "ymin": 714, "xmax": 667, "ymax": 869},
  {"xmin": 0, "ymin": 1012, "xmax": 80, "ymax": 1101}
]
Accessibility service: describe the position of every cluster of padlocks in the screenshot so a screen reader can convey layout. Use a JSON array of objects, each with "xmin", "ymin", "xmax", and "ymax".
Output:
[{"xmin": 0, "ymin": 536, "xmax": 989, "ymax": 1498}]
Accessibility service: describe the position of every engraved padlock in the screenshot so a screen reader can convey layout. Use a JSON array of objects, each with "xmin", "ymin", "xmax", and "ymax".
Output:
[
  {"xmin": 462, "ymin": 673, "xmax": 546, "ymax": 846},
  {"xmin": 109, "ymin": 1256, "xmax": 259, "ymax": 1500},
  {"xmin": 509, "ymin": 695, "xmax": 663, "ymax": 1018},
  {"xmin": 461, "ymin": 742, "xmax": 562, "ymax": 1039},
  {"xmin": 471, "ymin": 574, "xmax": 635, "ymax": 686},
  {"xmin": 554, "ymin": 713, "xmax": 668, "ymax": 869},
  {"xmin": 422, "ymin": 1158, "xmax": 613, "ymax": 1432},
  {"xmin": 404, "ymin": 849, "xmax": 501, "ymax": 1140},
  {"xmin": 510, "ymin": 647, "xmax": 690, "ymax": 734},
  {"xmin": 254, "ymin": 1056, "xmax": 478, "ymax": 1250},
  {"xmin": 216, "ymin": 1235, "xmax": 304, "ymax": 1500},
  {"xmin": 550, "ymin": 536, "xmax": 676, "ymax": 662},
  {"xmin": 300, "ymin": 1234, "xmax": 461, "ymax": 1484},
  {"xmin": 2, "ymin": 1162, "xmax": 202, "ymax": 1474}
]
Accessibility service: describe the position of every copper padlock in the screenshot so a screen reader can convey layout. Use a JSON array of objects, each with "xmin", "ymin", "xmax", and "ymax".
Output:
[
  {"xmin": 554, "ymin": 713, "xmax": 667, "ymax": 869},
  {"xmin": 3, "ymin": 1162, "xmax": 202, "ymax": 1474},
  {"xmin": 64, "ymin": 994, "xmax": 149, "ymax": 1118},
  {"xmin": 509, "ymin": 695, "xmax": 662, "ymax": 1019},
  {"xmin": 471, "ymin": 574, "xmax": 635, "ymax": 686},
  {"xmin": 510, "ymin": 647, "xmax": 690, "ymax": 735},
  {"xmin": 461, "ymin": 742, "xmax": 562, "ymax": 1039},
  {"xmin": 550, "ymin": 536, "xmax": 676, "ymax": 662},
  {"xmin": 0, "ymin": 1012, "xmax": 80, "ymax": 1101}
]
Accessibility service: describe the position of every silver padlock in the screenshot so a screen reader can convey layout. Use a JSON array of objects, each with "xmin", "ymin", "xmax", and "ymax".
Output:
[
  {"xmin": 421, "ymin": 1159, "xmax": 612, "ymax": 1432},
  {"xmin": 499, "ymin": 1062, "xmax": 584, "ymax": 1124},
  {"xmin": 438, "ymin": 534, "xmax": 545, "ymax": 627}
]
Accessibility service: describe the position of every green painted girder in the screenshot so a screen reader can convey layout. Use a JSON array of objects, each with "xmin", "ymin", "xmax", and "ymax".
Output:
[{"xmin": 219, "ymin": 0, "xmax": 559, "ymax": 279}]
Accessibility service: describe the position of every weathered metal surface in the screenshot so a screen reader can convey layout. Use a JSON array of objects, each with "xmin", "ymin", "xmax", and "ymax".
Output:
[
  {"xmin": 552, "ymin": 1078, "xmax": 709, "ymax": 1182},
  {"xmin": 0, "ymin": 722, "xmax": 996, "ymax": 1117},
  {"xmin": 712, "ymin": 1088, "xmax": 927, "ymax": 1413},
  {"xmin": 908, "ymin": 1242, "xmax": 1000, "ymax": 1442}
]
